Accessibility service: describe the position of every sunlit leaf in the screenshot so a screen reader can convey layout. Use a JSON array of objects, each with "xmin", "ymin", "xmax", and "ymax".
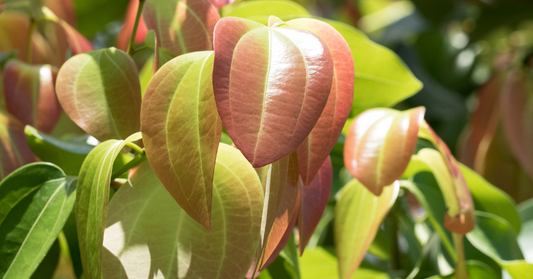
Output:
[
  {"xmin": 141, "ymin": 51, "xmax": 221, "ymax": 230},
  {"xmin": 220, "ymin": 0, "xmax": 310, "ymax": 24},
  {"xmin": 102, "ymin": 143, "xmax": 264, "ymax": 279},
  {"xmin": 344, "ymin": 107, "xmax": 425, "ymax": 195},
  {"xmin": 56, "ymin": 47, "xmax": 142, "ymax": 142},
  {"xmin": 76, "ymin": 132, "xmax": 142, "ymax": 279},
  {"xmin": 213, "ymin": 17, "xmax": 333, "ymax": 167},
  {"xmin": 261, "ymin": 201, "xmax": 298, "ymax": 270},
  {"xmin": 3, "ymin": 60, "xmax": 61, "ymax": 133},
  {"xmin": 116, "ymin": 0, "xmax": 148, "ymax": 51},
  {"xmin": 0, "ymin": 110, "xmax": 35, "ymax": 180},
  {"xmin": 335, "ymin": 179, "xmax": 399, "ymax": 279},
  {"xmin": 43, "ymin": 7, "xmax": 94, "ymax": 55},
  {"xmin": 299, "ymin": 156, "xmax": 332, "ymax": 255},
  {"xmin": 0, "ymin": 163, "xmax": 76, "ymax": 279}
]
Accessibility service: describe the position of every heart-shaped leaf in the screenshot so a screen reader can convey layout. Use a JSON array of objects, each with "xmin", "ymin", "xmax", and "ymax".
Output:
[
  {"xmin": 344, "ymin": 107, "xmax": 425, "ymax": 195},
  {"xmin": 298, "ymin": 156, "xmax": 332, "ymax": 255},
  {"xmin": 102, "ymin": 143, "xmax": 264, "ymax": 279},
  {"xmin": 213, "ymin": 17, "xmax": 334, "ymax": 167},
  {"xmin": 142, "ymin": 0, "xmax": 220, "ymax": 57},
  {"xmin": 3, "ymin": 60, "xmax": 61, "ymax": 133},
  {"xmin": 141, "ymin": 51, "xmax": 222, "ymax": 231},
  {"xmin": 282, "ymin": 18, "xmax": 354, "ymax": 186},
  {"xmin": 56, "ymin": 47, "xmax": 142, "ymax": 142},
  {"xmin": 76, "ymin": 132, "xmax": 142, "ymax": 279},
  {"xmin": 335, "ymin": 179, "xmax": 399, "ymax": 279},
  {"xmin": 0, "ymin": 163, "xmax": 76, "ymax": 279},
  {"xmin": 116, "ymin": 0, "xmax": 148, "ymax": 51},
  {"xmin": 0, "ymin": 111, "xmax": 35, "ymax": 180}
]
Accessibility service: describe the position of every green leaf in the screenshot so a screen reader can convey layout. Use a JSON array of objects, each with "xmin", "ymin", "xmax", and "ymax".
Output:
[
  {"xmin": 220, "ymin": 0, "xmax": 310, "ymax": 24},
  {"xmin": 62, "ymin": 212, "xmax": 83, "ymax": 279},
  {"xmin": 102, "ymin": 143, "xmax": 264, "ymax": 279},
  {"xmin": 56, "ymin": 47, "xmax": 142, "ymax": 142},
  {"xmin": 76, "ymin": 132, "xmax": 142, "ymax": 279},
  {"xmin": 30, "ymin": 240, "xmax": 60, "ymax": 279},
  {"xmin": 0, "ymin": 163, "xmax": 76, "ymax": 279},
  {"xmin": 518, "ymin": 199, "xmax": 533, "ymax": 264},
  {"xmin": 335, "ymin": 179, "xmax": 399, "ymax": 279},
  {"xmin": 426, "ymin": 260, "xmax": 499, "ymax": 279},
  {"xmin": 467, "ymin": 211, "xmax": 533, "ymax": 279}
]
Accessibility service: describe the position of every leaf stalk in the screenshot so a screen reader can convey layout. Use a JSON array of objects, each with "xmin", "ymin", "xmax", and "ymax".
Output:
[{"xmin": 126, "ymin": 0, "xmax": 146, "ymax": 55}]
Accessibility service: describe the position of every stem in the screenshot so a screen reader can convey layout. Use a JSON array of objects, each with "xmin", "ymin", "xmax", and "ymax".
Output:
[
  {"xmin": 399, "ymin": 180, "xmax": 458, "ymax": 262},
  {"xmin": 453, "ymin": 233, "xmax": 469, "ymax": 279},
  {"xmin": 126, "ymin": 0, "xmax": 146, "ymax": 55},
  {"xmin": 26, "ymin": 19, "xmax": 38, "ymax": 63},
  {"xmin": 111, "ymin": 151, "xmax": 146, "ymax": 181},
  {"xmin": 126, "ymin": 141, "xmax": 144, "ymax": 155},
  {"xmin": 387, "ymin": 204, "xmax": 401, "ymax": 271}
]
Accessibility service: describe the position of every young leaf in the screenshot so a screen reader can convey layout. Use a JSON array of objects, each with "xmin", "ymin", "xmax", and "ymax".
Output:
[
  {"xmin": 335, "ymin": 179, "xmax": 399, "ymax": 279},
  {"xmin": 3, "ymin": 60, "xmax": 61, "ymax": 133},
  {"xmin": 43, "ymin": 0, "xmax": 76, "ymax": 26},
  {"xmin": 298, "ymin": 156, "xmax": 332, "ymax": 255},
  {"xmin": 0, "ymin": 111, "xmax": 35, "ymax": 180},
  {"xmin": 283, "ymin": 18, "xmax": 354, "ymax": 186},
  {"xmin": 220, "ymin": 0, "xmax": 310, "ymax": 24},
  {"xmin": 0, "ymin": 163, "xmax": 76, "ymax": 279},
  {"xmin": 116, "ymin": 0, "xmax": 148, "ymax": 51},
  {"xmin": 76, "ymin": 132, "xmax": 142, "ymax": 279},
  {"xmin": 213, "ymin": 17, "xmax": 334, "ymax": 167},
  {"xmin": 343, "ymin": 107, "xmax": 425, "ymax": 195},
  {"xmin": 102, "ymin": 144, "xmax": 264, "ymax": 279},
  {"xmin": 56, "ymin": 47, "xmax": 142, "ymax": 142},
  {"xmin": 42, "ymin": 7, "xmax": 93, "ymax": 55},
  {"xmin": 141, "ymin": 51, "xmax": 222, "ymax": 231},
  {"xmin": 142, "ymin": 0, "xmax": 220, "ymax": 56},
  {"xmin": 261, "ymin": 203, "xmax": 298, "ymax": 270}
]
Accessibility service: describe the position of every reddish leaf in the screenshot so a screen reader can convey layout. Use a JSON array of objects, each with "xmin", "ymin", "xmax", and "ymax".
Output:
[
  {"xmin": 142, "ymin": 0, "xmax": 219, "ymax": 56},
  {"xmin": 344, "ymin": 107, "xmax": 425, "ymax": 196},
  {"xmin": 44, "ymin": 0, "xmax": 76, "ymax": 27},
  {"xmin": 298, "ymin": 156, "xmax": 332, "ymax": 255},
  {"xmin": 0, "ymin": 110, "xmax": 35, "ymax": 180},
  {"xmin": 43, "ymin": 7, "xmax": 93, "ymax": 55},
  {"xmin": 284, "ymin": 18, "xmax": 354, "ymax": 186},
  {"xmin": 213, "ymin": 17, "xmax": 334, "ymax": 167},
  {"xmin": 116, "ymin": 0, "xmax": 148, "ymax": 51},
  {"xmin": 3, "ymin": 60, "xmax": 61, "ymax": 133},
  {"xmin": 209, "ymin": 0, "xmax": 234, "ymax": 8}
]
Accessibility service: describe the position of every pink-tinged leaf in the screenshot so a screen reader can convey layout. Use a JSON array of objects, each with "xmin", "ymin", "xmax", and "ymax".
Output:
[
  {"xmin": 141, "ymin": 51, "xmax": 221, "ymax": 231},
  {"xmin": 142, "ymin": 0, "xmax": 220, "ymax": 56},
  {"xmin": 42, "ymin": 7, "xmax": 93, "ymax": 55},
  {"xmin": 283, "ymin": 18, "xmax": 354, "ymax": 186},
  {"xmin": 103, "ymin": 144, "xmax": 264, "ymax": 279},
  {"xmin": 116, "ymin": 0, "xmax": 148, "ymax": 51},
  {"xmin": 3, "ymin": 60, "xmax": 61, "ymax": 133},
  {"xmin": 209, "ymin": 0, "xmax": 234, "ymax": 8},
  {"xmin": 44, "ymin": 0, "xmax": 76, "ymax": 26},
  {"xmin": 335, "ymin": 179, "xmax": 399, "ymax": 279},
  {"xmin": 213, "ymin": 17, "xmax": 334, "ymax": 167},
  {"xmin": 419, "ymin": 123, "xmax": 475, "ymax": 234},
  {"xmin": 0, "ymin": 110, "xmax": 35, "ymax": 179},
  {"xmin": 298, "ymin": 156, "xmax": 332, "ymax": 255},
  {"xmin": 56, "ymin": 47, "xmax": 142, "ymax": 142},
  {"xmin": 344, "ymin": 107, "xmax": 425, "ymax": 196}
]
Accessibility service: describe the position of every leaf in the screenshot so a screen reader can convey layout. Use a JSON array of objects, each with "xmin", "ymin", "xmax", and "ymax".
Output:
[
  {"xmin": 209, "ymin": 0, "xmax": 231, "ymax": 8},
  {"xmin": 334, "ymin": 179, "xmax": 399, "ymax": 279},
  {"xmin": 76, "ymin": 132, "xmax": 142, "ymax": 279},
  {"xmin": 427, "ymin": 260, "xmax": 499, "ymax": 279},
  {"xmin": 56, "ymin": 47, "xmax": 142, "ymax": 142},
  {"xmin": 116, "ymin": 0, "xmax": 148, "ymax": 51},
  {"xmin": 102, "ymin": 143, "xmax": 264, "ymax": 279},
  {"xmin": 518, "ymin": 199, "xmax": 533, "ymax": 263},
  {"xmin": 0, "ymin": 110, "xmax": 35, "ymax": 180},
  {"xmin": 0, "ymin": 163, "xmax": 77, "ymax": 279},
  {"xmin": 42, "ymin": 7, "xmax": 94, "ymax": 55},
  {"xmin": 299, "ymin": 156, "xmax": 332, "ymax": 255},
  {"xmin": 466, "ymin": 211, "xmax": 533, "ymax": 279},
  {"xmin": 213, "ymin": 17, "xmax": 334, "ymax": 167},
  {"xmin": 322, "ymin": 19, "xmax": 423, "ymax": 116},
  {"xmin": 282, "ymin": 18, "xmax": 354, "ymax": 185},
  {"xmin": 141, "ymin": 51, "xmax": 221, "ymax": 230},
  {"xmin": 29, "ymin": 239, "xmax": 60, "ymax": 279},
  {"xmin": 343, "ymin": 107, "xmax": 425, "ymax": 195},
  {"xmin": 44, "ymin": 0, "xmax": 76, "ymax": 26},
  {"xmin": 142, "ymin": 0, "xmax": 219, "ymax": 56},
  {"xmin": 3, "ymin": 60, "xmax": 61, "ymax": 133},
  {"xmin": 220, "ymin": 0, "xmax": 310, "ymax": 24}
]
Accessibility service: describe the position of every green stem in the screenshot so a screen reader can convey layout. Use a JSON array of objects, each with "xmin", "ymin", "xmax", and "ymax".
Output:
[
  {"xmin": 126, "ymin": 141, "xmax": 144, "ymax": 155},
  {"xmin": 111, "ymin": 151, "xmax": 146, "ymax": 181},
  {"xmin": 399, "ymin": 180, "xmax": 458, "ymax": 262},
  {"xmin": 453, "ymin": 233, "xmax": 469, "ymax": 279},
  {"xmin": 26, "ymin": 19, "xmax": 38, "ymax": 63},
  {"xmin": 126, "ymin": 0, "xmax": 146, "ymax": 55}
]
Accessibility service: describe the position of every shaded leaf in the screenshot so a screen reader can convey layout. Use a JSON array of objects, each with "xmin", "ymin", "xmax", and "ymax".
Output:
[
  {"xmin": 518, "ymin": 199, "xmax": 533, "ymax": 264},
  {"xmin": 344, "ymin": 107, "xmax": 425, "ymax": 195},
  {"xmin": 103, "ymin": 144, "xmax": 264, "ymax": 279},
  {"xmin": 44, "ymin": 0, "xmax": 76, "ymax": 26},
  {"xmin": 43, "ymin": 7, "xmax": 93, "ymax": 55},
  {"xmin": 220, "ymin": 0, "xmax": 310, "ymax": 24},
  {"xmin": 0, "ymin": 110, "xmax": 35, "ymax": 180},
  {"xmin": 56, "ymin": 47, "xmax": 142, "ymax": 142},
  {"xmin": 76, "ymin": 132, "xmax": 142, "ymax": 279},
  {"xmin": 116, "ymin": 0, "xmax": 148, "ymax": 51},
  {"xmin": 335, "ymin": 179, "xmax": 399, "ymax": 279},
  {"xmin": 29, "ymin": 239, "xmax": 60, "ymax": 279},
  {"xmin": 213, "ymin": 17, "xmax": 333, "ymax": 167}
]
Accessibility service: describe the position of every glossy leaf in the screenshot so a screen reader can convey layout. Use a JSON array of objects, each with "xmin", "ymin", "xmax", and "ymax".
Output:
[
  {"xmin": 3, "ymin": 60, "xmax": 61, "ymax": 133},
  {"xmin": 213, "ymin": 17, "xmax": 333, "ymax": 167},
  {"xmin": 56, "ymin": 47, "xmax": 142, "ymax": 142},
  {"xmin": 102, "ymin": 144, "xmax": 264, "ymax": 279},
  {"xmin": 142, "ymin": 0, "xmax": 219, "ymax": 56},
  {"xmin": 284, "ymin": 18, "xmax": 354, "ymax": 185},
  {"xmin": 141, "ymin": 51, "xmax": 221, "ymax": 230},
  {"xmin": 335, "ymin": 179, "xmax": 399, "ymax": 279},
  {"xmin": 467, "ymin": 211, "xmax": 533, "ymax": 278},
  {"xmin": 298, "ymin": 156, "xmax": 332, "ymax": 255},
  {"xmin": 43, "ymin": 7, "xmax": 94, "ymax": 55},
  {"xmin": 76, "ymin": 132, "xmax": 142, "ymax": 279},
  {"xmin": 0, "ymin": 111, "xmax": 35, "ymax": 180},
  {"xmin": 116, "ymin": 0, "xmax": 148, "ymax": 51},
  {"xmin": 0, "ymin": 163, "xmax": 76, "ymax": 279},
  {"xmin": 220, "ymin": 0, "xmax": 310, "ymax": 24},
  {"xmin": 344, "ymin": 107, "xmax": 425, "ymax": 195}
]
